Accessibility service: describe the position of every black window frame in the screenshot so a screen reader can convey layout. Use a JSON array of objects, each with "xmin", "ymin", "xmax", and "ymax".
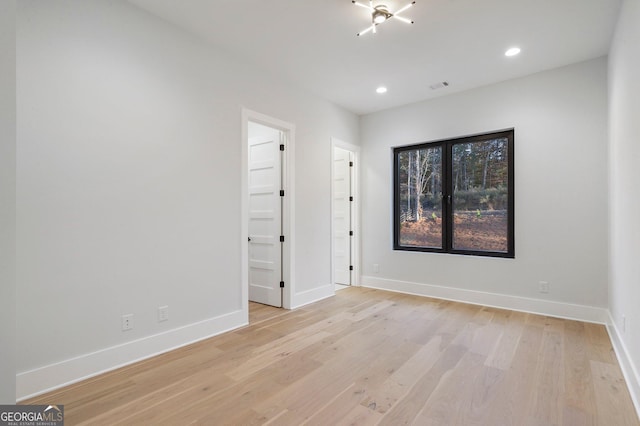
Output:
[{"xmin": 393, "ymin": 129, "xmax": 515, "ymax": 258}]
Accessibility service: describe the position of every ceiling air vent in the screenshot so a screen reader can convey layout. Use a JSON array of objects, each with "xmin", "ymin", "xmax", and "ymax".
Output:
[{"xmin": 429, "ymin": 81, "xmax": 449, "ymax": 90}]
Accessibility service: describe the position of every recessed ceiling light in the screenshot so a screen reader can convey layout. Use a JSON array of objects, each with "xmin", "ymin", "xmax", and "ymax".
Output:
[
  {"xmin": 376, "ymin": 86, "xmax": 388, "ymax": 94},
  {"xmin": 505, "ymin": 47, "xmax": 521, "ymax": 57}
]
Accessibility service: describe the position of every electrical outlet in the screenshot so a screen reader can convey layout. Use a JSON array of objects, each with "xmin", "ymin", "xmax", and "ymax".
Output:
[
  {"xmin": 158, "ymin": 305, "xmax": 169, "ymax": 322},
  {"xmin": 373, "ymin": 263, "xmax": 379, "ymax": 273},
  {"xmin": 539, "ymin": 281, "xmax": 549, "ymax": 294},
  {"xmin": 122, "ymin": 314, "xmax": 134, "ymax": 331}
]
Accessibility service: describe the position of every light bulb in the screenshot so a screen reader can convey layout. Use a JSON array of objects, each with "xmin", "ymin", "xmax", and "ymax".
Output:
[{"xmin": 373, "ymin": 12, "xmax": 386, "ymax": 24}]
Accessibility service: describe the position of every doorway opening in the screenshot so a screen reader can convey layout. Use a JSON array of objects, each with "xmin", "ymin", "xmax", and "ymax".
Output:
[
  {"xmin": 241, "ymin": 109, "xmax": 295, "ymax": 313},
  {"xmin": 331, "ymin": 139, "xmax": 359, "ymax": 291}
]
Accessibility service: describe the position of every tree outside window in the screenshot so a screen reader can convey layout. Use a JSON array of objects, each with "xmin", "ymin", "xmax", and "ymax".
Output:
[{"xmin": 393, "ymin": 129, "xmax": 514, "ymax": 258}]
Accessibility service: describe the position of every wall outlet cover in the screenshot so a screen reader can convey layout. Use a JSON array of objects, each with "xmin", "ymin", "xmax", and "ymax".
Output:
[
  {"xmin": 158, "ymin": 306, "xmax": 169, "ymax": 322},
  {"xmin": 122, "ymin": 314, "xmax": 134, "ymax": 331}
]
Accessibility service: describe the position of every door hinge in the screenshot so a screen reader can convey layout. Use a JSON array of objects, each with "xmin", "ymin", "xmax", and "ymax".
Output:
[
  {"xmin": 349, "ymin": 196, "xmax": 354, "ymax": 202},
  {"xmin": 349, "ymin": 161, "xmax": 353, "ymax": 167},
  {"xmin": 349, "ymin": 265, "xmax": 354, "ymax": 271},
  {"xmin": 280, "ymin": 281, "xmax": 285, "ymax": 288},
  {"xmin": 280, "ymin": 190, "xmax": 285, "ymax": 197},
  {"xmin": 280, "ymin": 235, "xmax": 285, "ymax": 242},
  {"xmin": 280, "ymin": 144, "xmax": 285, "ymax": 151},
  {"xmin": 349, "ymin": 231, "xmax": 353, "ymax": 236}
]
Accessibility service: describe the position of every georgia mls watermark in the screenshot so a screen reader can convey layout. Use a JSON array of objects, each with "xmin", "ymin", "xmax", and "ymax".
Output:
[{"xmin": 0, "ymin": 405, "xmax": 64, "ymax": 426}]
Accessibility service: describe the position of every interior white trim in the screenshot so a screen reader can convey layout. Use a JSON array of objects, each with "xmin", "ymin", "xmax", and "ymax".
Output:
[
  {"xmin": 16, "ymin": 309, "xmax": 246, "ymax": 401},
  {"xmin": 361, "ymin": 276, "xmax": 609, "ymax": 324},
  {"xmin": 330, "ymin": 138, "xmax": 361, "ymax": 288},
  {"xmin": 291, "ymin": 284, "xmax": 334, "ymax": 309},
  {"xmin": 606, "ymin": 313, "xmax": 640, "ymax": 419},
  {"xmin": 241, "ymin": 108, "xmax": 296, "ymax": 309}
]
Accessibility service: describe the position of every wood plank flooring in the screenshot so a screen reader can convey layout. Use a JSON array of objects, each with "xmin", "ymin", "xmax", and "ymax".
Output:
[{"xmin": 24, "ymin": 287, "xmax": 639, "ymax": 425}]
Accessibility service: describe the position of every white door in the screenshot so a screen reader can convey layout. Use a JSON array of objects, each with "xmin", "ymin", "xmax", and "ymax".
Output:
[
  {"xmin": 248, "ymin": 129, "xmax": 283, "ymax": 307},
  {"xmin": 333, "ymin": 147, "xmax": 353, "ymax": 285}
]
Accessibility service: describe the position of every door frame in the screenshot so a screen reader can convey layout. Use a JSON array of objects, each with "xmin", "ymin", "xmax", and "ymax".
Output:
[
  {"xmin": 242, "ymin": 108, "xmax": 295, "ymax": 311},
  {"xmin": 330, "ymin": 138, "xmax": 360, "ymax": 288}
]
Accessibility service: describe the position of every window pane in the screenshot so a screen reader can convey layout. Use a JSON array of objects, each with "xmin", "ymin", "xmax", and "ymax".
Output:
[
  {"xmin": 397, "ymin": 146, "xmax": 443, "ymax": 248},
  {"xmin": 452, "ymin": 138, "xmax": 509, "ymax": 252}
]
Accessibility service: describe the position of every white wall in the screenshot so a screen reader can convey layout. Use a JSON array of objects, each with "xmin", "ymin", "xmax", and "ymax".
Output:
[
  {"xmin": 0, "ymin": 0, "xmax": 17, "ymax": 404},
  {"xmin": 608, "ymin": 0, "xmax": 640, "ymax": 408},
  {"xmin": 16, "ymin": 0, "xmax": 358, "ymax": 398},
  {"xmin": 360, "ymin": 58, "xmax": 609, "ymax": 317}
]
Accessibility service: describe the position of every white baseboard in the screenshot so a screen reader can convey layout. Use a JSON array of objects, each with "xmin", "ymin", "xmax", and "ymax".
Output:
[
  {"xmin": 292, "ymin": 284, "xmax": 334, "ymax": 309},
  {"xmin": 17, "ymin": 309, "xmax": 247, "ymax": 401},
  {"xmin": 606, "ymin": 313, "xmax": 640, "ymax": 420},
  {"xmin": 361, "ymin": 276, "xmax": 609, "ymax": 324}
]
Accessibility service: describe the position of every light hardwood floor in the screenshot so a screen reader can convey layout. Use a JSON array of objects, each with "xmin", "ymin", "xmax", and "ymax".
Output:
[{"xmin": 24, "ymin": 287, "xmax": 639, "ymax": 425}]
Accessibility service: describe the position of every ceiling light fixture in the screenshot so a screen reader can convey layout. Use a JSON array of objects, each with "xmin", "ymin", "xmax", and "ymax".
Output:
[
  {"xmin": 376, "ymin": 86, "xmax": 388, "ymax": 94},
  {"xmin": 373, "ymin": 7, "xmax": 390, "ymax": 24},
  {"xmin": 353, "ymin": 1, "xmax": 416, "ymax": 36},
  {"xmin": 505, "ymin": 47, "xmax": 521, "ymax": 57}
]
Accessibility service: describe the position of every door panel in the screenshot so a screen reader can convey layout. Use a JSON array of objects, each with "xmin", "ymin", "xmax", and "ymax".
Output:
[
  {"xmin": 248, "ymin": 132, "xmax": 282, "ymax": 307},
  {"xmin": 333, "ymin": 147, "xmax": 352, "ymax": 285}
]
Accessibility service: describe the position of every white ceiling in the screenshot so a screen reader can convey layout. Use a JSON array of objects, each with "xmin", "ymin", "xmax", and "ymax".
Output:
[{"xmin": 127, "ymin": 0, "xmax": 621, "ymax": 115}]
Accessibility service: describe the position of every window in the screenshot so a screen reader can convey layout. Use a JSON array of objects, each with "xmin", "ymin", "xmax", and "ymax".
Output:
[{"xmin": 393, "ymin": 129, "xmax": 514, "ymax": 258}]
